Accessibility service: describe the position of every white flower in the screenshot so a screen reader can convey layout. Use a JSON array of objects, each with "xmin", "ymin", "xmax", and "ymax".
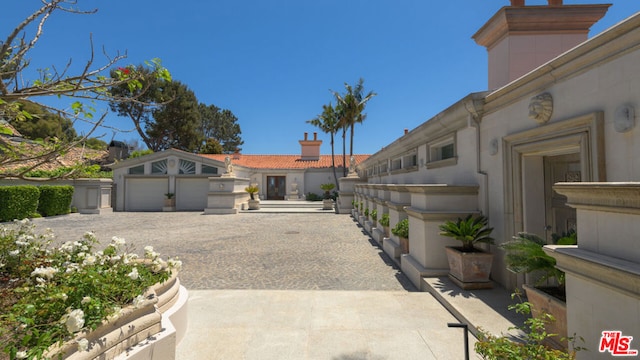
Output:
[
  {"xmin": 82, "ymin": 255, "xmax": 96, "ymax": 266},
  {"xmin": 111, "ymin": 236, "xmax": 126, "ymax": 246},
  {"xmin": 77, "ymin": 338, "xmax": 89, "ymax": 352},
  {"xmin": 168, "ymin": 258, "xmax": 183, "ymax": 271},
  {"xmin": 128, "ymin": 267, "xmax": 139, "ymax": 280},
  {"xmin": 132, "ymin": 295, "xmax": 145, "ymax": 309},
  {"xmin": 66, "ymin": 263, "xmax": 80, "ymax": 273},
  {"xmin": 15, "ymin": 350, "xmax": 27, "ymax": 359},
  {"xmin": 31, "ymin": 266, "xmax": 58, "ymax": 279},
  {"xmin": 9, "ymin": 249, "xmax": 19, "ymax": 257},
  {"xmin": 60, "ymin": 241, "xmax": 74, "ymax": 252},
  {"xmin": 60, "ymin": 293, "xmax": 68, "ymax": 301},
  {"xmin": 144, "ymin": 245, "xmax": 154, "ymax": 253},
  {"xmin": 152, "ymin": 259, "xmax": 166, "ymax": 273},
  {"xmin": 64, "ymin": 309, "xmax": 85, "ymax": 333},
  {"xmin": 81, "ymin": 296, "xmax": 91, "ymax": 304}
]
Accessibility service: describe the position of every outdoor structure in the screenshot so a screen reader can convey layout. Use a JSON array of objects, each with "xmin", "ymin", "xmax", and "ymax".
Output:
[
  {"xmin": 111, "ymin": 132, "xmax": 368, "ymax": 212},
  {"xmin": 348, "ymin": 2, "xmax": 640, "ymax": 356},
  {"xmin": 0, "ymin": 178, "xmax": 113, "ymax": 214}
]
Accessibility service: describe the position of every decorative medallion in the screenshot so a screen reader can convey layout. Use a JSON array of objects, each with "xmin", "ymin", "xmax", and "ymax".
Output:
[
  {"xmin": 528, "ymin": 92, "xmax": 553, "ymax": 125},
  {"xmin": 614, "ymin": 104, "xmax": 635, "ymax": 133}
]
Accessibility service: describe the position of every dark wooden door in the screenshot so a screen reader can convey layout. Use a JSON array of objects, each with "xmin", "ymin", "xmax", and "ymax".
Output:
[{"xmin": 267, "ymin": 176, "xmax": 286, "ymax": 200}]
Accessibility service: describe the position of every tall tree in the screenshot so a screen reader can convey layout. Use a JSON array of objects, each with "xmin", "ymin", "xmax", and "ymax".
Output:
[
  {"xmin": 0, "ymin": 0, "xmax": 170, "ymax": 178},
  {"xmin": 9, "ymin": 101, "xmax": 77, "ymax": 141},
  {"xmin": 198, "ymin": 104, "xmax": 243, "ymax": 153},
  {"xmin": 308, "ymin": 103, "xmax": 340, "ymax": 188},
  {"xmin": 148, "ymin": 81, "xmax": 202, "ymax": 152},
  {"xmin": 108, "ymin": 64, "xmax": 170, "ymax": 150},
  {"xmin": 332, "ymin": 78, "xmax": 376, "ymax": 172}
]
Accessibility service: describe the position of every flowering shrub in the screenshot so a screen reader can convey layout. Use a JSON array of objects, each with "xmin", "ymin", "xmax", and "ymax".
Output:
[{"xmin": 0, "ymin": 220, "xmax": 181, "ymax": 360}]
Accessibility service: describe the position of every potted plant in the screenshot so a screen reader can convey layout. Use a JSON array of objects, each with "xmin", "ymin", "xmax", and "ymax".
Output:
[
  {"xmin": 370, "ymin": 209, "xmax": 378, "ymax": 227},
  {"xmin": 379, "ymin": 213, "xmax": 390, "ymax": 237},
  {"xmin": 244, "ymin": 185, "xmax": 260, "ymax": 210},
  {"xmin": 320, "ymin": 183, "xmax": 335, "ymax": 210},
  {"xmin": 164, "ymin": 192, "xmax": 175, "ymax": 207},
  {"xmin": 439, "ymin": 214, "xmax": 494, "ymax": 289},
  {"xmin": 499, "ymin": 230, "xmax": 577, "ymax": 349},
  {"xmin": 391, "ymin": 218, "xmax": 409, "ymax": 254}
]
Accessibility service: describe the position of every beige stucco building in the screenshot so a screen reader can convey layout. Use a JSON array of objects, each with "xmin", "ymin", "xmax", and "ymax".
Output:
[
  {"xmin": 111, "ymin": 132, "xmax": 368, "ymax": 212},
  {"xmin": 350, "ymin": 2, "xmax": 640, "ymax": 357}
]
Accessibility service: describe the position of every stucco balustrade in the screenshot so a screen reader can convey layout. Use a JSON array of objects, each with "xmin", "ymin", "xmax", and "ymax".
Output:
[
  {"xmin": 382, "ymin": 185, "xmax": 411, "ymax": 264},
  {"xmin": 396, "ymin": 185, "xmax": 481, "ymax": 290}
]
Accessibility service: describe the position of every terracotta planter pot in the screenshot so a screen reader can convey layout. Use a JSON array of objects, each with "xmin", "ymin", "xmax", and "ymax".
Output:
[
  {"xmin": 164, "ymin": 198, "xmax": 175, "ymax": 207},
  {"xmin": 383, "ymin": 226, "xmax": 390, "ymax": 238},
  {"xmin": 523, "ymin": 284, "xmax": 568, "ymax": 349},
  {"xmin": 445, "ymin": 246, "xmax": 493, "ymax": 289},
  {"xmin": 399, "ymin": 237, "xmax": 409, "ymax": 254}
]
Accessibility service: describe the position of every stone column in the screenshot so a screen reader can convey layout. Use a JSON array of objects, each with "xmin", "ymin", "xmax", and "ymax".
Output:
[
  {"xmin": 545, "ymin": 183, "xmax": 640, "ymax": 359},
  {"xmin": 337, "ymin": 176, "xmax": 365, "ymax": 214},
  {"xmin": 204, "ymin": 176, "xmax": 251, "ymax": 214},
  {"xmin": 383, "ymin": 185, "xmax": 411, "ymax": 263},
  {"xmin": 399, "ymin": 185, "xmax": 480, "ymax": 290}
]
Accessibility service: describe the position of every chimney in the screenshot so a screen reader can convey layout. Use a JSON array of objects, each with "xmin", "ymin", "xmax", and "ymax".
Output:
[
  {"xmin": 473, "ymin": 1, "xmax": 610, "ymax": 90},
  {"xmin": 299, "ymin": 132, "xmax": 322, "ymax": 161}
]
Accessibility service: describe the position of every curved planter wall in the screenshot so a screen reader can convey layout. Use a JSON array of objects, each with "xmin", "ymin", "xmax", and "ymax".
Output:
[{"xmin": 45, "ymin": 274, "xmax": 188, "ymax": 360}]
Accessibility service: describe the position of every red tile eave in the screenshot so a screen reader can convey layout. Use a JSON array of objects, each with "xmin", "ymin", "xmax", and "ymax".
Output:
[{"xmin": 199, "ymin": 154, "xmax": 370, "ymax": 170}]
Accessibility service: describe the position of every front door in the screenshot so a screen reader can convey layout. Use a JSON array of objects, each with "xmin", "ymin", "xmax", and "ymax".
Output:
[
  {"xmin": 267, "ymin": 176, "xmax": 286, "ymax": 200},
  {"xmin": 544, "ymin": 153, "xmax": 580, "ymax": 241}
]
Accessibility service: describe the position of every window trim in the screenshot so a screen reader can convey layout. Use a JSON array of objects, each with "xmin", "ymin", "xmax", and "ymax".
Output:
[{"xmin": 427, "ymin": 133, "xmax": 457, "ymax": 169}]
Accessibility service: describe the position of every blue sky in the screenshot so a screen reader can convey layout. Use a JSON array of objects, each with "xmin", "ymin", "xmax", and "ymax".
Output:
[{"xmin": 3, "ymin": 1, "xmax": 638, "ymax": 154}]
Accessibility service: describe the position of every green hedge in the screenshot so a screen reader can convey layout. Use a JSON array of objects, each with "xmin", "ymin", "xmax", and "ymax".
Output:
[
  {"xmin": 0, "ymin": 186, "xmax": 40, "ymax": 222},
  {"xmin": 37, "ymin": 185, "xmax": 74, "ymax": 217}
]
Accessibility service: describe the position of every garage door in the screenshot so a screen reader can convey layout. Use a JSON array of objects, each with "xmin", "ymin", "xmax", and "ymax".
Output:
[
  {"xmin": 125, "ymin": 178, "xmax": 168, "ymax": 211},
  {"xmin": 176, "ymin": 178, "xmax": 209, "ymax": 211}
]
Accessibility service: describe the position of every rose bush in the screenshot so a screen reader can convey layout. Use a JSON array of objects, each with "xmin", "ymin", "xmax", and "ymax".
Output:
[{"xmin": 0, "ymin": 219, "xmax": 181, "ymax": 360}]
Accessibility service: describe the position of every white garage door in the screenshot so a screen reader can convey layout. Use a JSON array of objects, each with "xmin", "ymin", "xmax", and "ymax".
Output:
[
  {"xmin": 125, "ymin": 178, "xmax": 168, "ymax": 211},
  {"xmin": 176, "ymin": 178, "xmax": 209, "ymax": 211}
]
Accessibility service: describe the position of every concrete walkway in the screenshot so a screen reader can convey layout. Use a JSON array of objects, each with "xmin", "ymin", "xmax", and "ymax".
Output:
[{"xmin": 28, "ymin": 211, "xmax": 523, "ymax": 359}]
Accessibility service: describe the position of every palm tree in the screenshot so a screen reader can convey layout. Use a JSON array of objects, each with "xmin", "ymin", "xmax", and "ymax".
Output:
[
  {"xmin": 332, "ymin": 78, "xmax": 377, "ymax": 168},
  {"xmin": 308, "ymin": 103, "xmax": 340, "ymax": 189}
]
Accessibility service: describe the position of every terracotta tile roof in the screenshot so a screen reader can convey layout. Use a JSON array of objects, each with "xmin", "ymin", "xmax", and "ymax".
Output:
[{"xmin": 199, "ymin": 154, "xmax": 370, "ymax": 170}]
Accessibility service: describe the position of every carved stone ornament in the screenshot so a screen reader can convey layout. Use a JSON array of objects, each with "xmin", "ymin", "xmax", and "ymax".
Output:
[
  {"xmin": 528, "ymin": 92, "xmax": 553, "ymax": 125},
  {"xmin": 614, "ymin": 104, "xmax": 635, "ymax": 133}
]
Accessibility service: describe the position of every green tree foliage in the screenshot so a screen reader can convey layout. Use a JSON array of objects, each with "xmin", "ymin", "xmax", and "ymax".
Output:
[
  {"xmin": 9, "ymin": 101, "xmax": 77, "ymax": 141},
  {"xmin": 308, "ymin": 103, "xmax": 340, "ymax": 188},
  {"xmin": 148, "ymin": 80, "xmax": 202, "ymax": 152},
  {"xmin": 108, "ymin": 65, "xmax": 167, "ymax": 150},
  {"xmin": 198, "ymin": 104, "xmax": 243, "ymax": 153},
  {"xmin": 331, "ymin": 78, "xmax": 376, "ymax": 176},
  {"xmin": 201, "ymin": 138, "xmax": 224, "ymax": 154},
  {"xmin": 82, "ymin": 137, "xmax": 108, "ymax": 150},
  {"xmin": 110, "ymin": 71, "xmax": 243, "ymax": 153},
  {"xmin": 1, "ymin": 1, "xmax": 170, "ymax": 179}
]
